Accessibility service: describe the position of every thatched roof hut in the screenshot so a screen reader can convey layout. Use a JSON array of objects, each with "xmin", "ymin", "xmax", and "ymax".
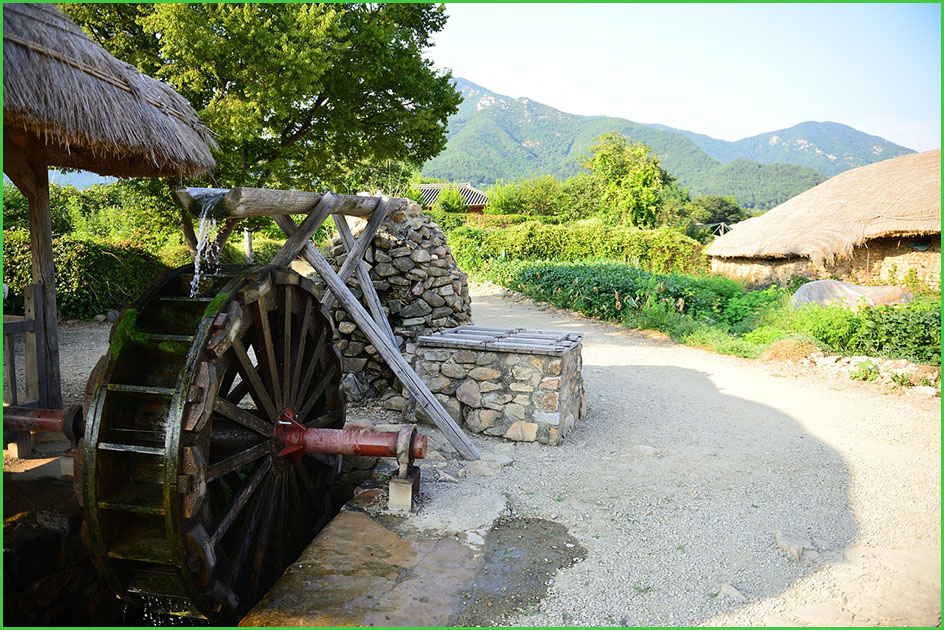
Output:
[
  {"xmin": 3, "ymin": 3, "xmax": 216, "ymax": 177},
  {"xmin": 706, "ymin": 150, "xmax": 941, "ymax": 266},
  {"xmin": 2, "ymin": 4, "xmax": 217, "ymax": 415},
  {"xmin": 705, "ymin": 150, "xmax": 941, "ymax": 289}
]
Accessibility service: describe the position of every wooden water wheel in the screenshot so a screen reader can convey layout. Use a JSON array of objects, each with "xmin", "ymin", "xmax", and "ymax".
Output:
[{"xmin": 81, "ymin": 264, "xmax": 344, "ymax": 621}]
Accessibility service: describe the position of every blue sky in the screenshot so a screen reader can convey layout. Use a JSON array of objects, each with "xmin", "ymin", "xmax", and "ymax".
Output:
[{"xmin": 428, "ymin": 3, "xmax": 941, "ymax": 151}]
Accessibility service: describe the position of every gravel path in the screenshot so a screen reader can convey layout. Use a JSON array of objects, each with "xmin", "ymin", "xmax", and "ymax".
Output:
[
  {"xmin": 463, "ymin": 282, "xmax": 940, "ymax": 627},
  {"xmin": 8, "ymin": 287, "xmax": 940, "ymax": 626}
]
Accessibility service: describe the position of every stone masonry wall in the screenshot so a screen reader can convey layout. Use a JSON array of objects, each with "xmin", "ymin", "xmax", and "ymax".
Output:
[
  {"xmin": 313, "ymin": 200, "xmax": 472, "ymax": 401},
  {"xmin": 406, "ymin": 343, "xmax": 586, "ymax": 445}
]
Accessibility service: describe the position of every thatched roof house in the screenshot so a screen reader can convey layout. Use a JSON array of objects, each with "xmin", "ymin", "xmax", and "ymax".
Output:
[
  {"xmin": 3, "ymin": 4, "xmax": 217, "ymax": 413},
  {"xmin": 420, "ymin": 182, "xmax": 488, "ymax": 213},
  {"xmin": 3, "ymin": 3, "xmax": 216, "ymax": 177},
  {"xmin": 705, "ymin": 150, "xmax": 941, "ymax": 289}
]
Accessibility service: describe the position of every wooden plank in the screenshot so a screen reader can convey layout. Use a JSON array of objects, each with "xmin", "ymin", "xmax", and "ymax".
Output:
[
  {"xmin": 268, "ymin": 194, "xmax": 339, "ymax": 267},
  {"xmin": 332, "ymin": 213, "xmax": 396, "ymax": 344},
  {"xmin": 173, "ymin": 187, "xmax": 409, "ymax": 219},
  {"xmin": 2, "ymin": 137, "xmax": 36, "ymax": 198},
  {"xmin": 2, "ymin": 320, "xmax": 33, "ymax": 335},
  {"xmin": 320, "ymin": 198, "xmax": 389, "ymax": 311},
  {"xmin": 23, "ymin": 286, "xmax": 45, "ymax": 408},
  {"xmin": 25, "ymin": 146, "xmax": 61, "ymax": 409},
  {"xmin": 3, "ymin": 334, "xmax": 18, "ymax": 405},
  {"xmin": 273, "ymin": 214, "xmax": 479, "ymax": 460}
]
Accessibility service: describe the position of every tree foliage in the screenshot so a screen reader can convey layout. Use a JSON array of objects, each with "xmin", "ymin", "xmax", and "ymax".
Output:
[
  {"xmin": 433, "ymin": 184, "xmax": 466, "ymax": 213},
  {"xmin": 63, "ymin": 3, "xmax": 461, "ymax": 190},
  {"xmin": 579, "ymin": 133, "xmax": 668, "ymax": 227}
]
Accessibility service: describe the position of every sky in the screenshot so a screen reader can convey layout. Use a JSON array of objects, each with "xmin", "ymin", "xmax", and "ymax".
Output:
[{"xmin": 428, "ymin": 3, "xmax": 941, "ymax": 151}]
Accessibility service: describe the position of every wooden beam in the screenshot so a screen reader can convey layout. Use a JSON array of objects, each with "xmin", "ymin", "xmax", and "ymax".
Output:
[
  {"xmin": 273, "ymin": 214, "xmax": 479, "ymax": 461},
  {"xmin": 3, "ymin": 137, "xmax": 36, "ymax": 198},
  {"xmin": 25, "ymin": 143, "xmax": 62, "ymax": 409},
  {"xmin": 320, "ymin": 198, "xmax": 389, "ymax": 310},
  {"xmin": 333, "ymin": 215, "xmax": 397, "ymax": 345},
  {"xmin": 173, "ymin": 187, "xmax": 408, "ymax": 219},
  {"xmin": 268, "ymin": 193, "xmax": 339, "ymax": 267}
]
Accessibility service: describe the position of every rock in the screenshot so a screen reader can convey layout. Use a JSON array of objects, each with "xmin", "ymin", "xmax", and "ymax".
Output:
[
  {"xmin": 382, "ymin": 395, "xmax": 406, "ymax": 412},
  {"xmin": 93, "ymin": 314, "xmax": 107, "ymax": 323},
  {"xmin": 440, "ymin": 363, "xmax": 467, "ymax": 379},
  {"xmin": 481, "ymin": 452, "xmax": 513, "ymax": 466},
  {"xmin": 774, "ymin": 529, "xmax": 814, "ymax": 560},
  {"xmin": 399, "ymin": 300, "xmax": 432, "ymax": 318},
  {"xmin": 504, "ymin": 421, "xmax": 538, "ymax": 442},
  {"xmin": 438, "ymin": 471, "xmax": 459, "ymax": 483},
  {"xmin": 718, "ymin": 583, "xmax": 749, "ymax": 603},
  {"xmin": 421, "ymin": 291, "xmax": 446, "ymax": 308},
  {"xmin": 534, "ymin": 391, "xmax": 559, "ymax": 411},
  {"xmin": 469, "ymin": 367, "xmax": 501, "ymax": 381},
  {"xmin": 914, "ymin": 385, "xmax": 939, "ymax": 397},
  {"xmin": 392, "ymin": 257, "xmax": 415, "ymax": 272},
  {"xmin": 503, "ymin": 403, "xmax": 526, "ymax": 421},
  {"xmin": 466, "ymin": 409, "xmax": 500, "ymax": 432},
  {"xmin": 341, "ymin": 372, "xmax": 370, "ymax": 404},
  {"xmin": 410, "ymin": 249, "xmax": 431, "ymax": 263},
  {"xmin": 465, "ymin": 460, "xmax": 502, "ymax": 477},
  {"xmin": 455, "ymin": 380, "xmax": 482, "ymax": 408},
  {"xmin": 105, "ymin": 309, "xmax": 121, "ymax": 323},
  {"xmin": 338, "ymin": 321, "xmax": 357, "ymax": 335}
]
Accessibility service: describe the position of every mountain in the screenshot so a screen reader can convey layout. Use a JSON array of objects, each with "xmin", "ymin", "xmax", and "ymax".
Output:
[
  {"xmin": 423, "ymin": 78, "xmax": 912, "ymax": 210},
  {"xmin": 651, "ymin": 121, "xmax": 914, "ymax": 178}
]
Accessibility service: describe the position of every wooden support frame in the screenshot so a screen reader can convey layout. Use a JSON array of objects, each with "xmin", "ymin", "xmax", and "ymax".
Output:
[
  {"xmin": 3, "ymin": 285, "xmax": 49, "ymax": 457},
  {"xmin": 271, "ymin": 212, "xmax": 479, "ymax": 461},
  {"xmin": 172, "ymin": 186, "xmax": 480, "ymax": 459}
]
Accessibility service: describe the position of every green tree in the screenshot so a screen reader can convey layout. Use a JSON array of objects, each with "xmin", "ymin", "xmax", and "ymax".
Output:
[
  {"xmin": 579, "ymin": 133, "xmax": 667, "ymax": 227},
  {"xmin": 62, "ymin": 3, "xmax": 461, "ymax": 255},
  {"xmin": 691, "ymin": 195, "xmax": 747, "ymax": 226},
  {"xmin": 433, "ymin": 184, "xmax": 466, "ymax": 213}
]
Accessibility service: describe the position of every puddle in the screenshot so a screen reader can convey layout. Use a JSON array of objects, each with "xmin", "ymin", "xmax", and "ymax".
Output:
[{"xmin": 455, "ymin": 517, "xmax": 586, "ymax": 626}]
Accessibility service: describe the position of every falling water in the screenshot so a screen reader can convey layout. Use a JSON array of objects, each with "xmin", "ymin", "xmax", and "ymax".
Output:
[{"xmin": 188, "ymin": 189, "xmax": 228, "ymax": 297}]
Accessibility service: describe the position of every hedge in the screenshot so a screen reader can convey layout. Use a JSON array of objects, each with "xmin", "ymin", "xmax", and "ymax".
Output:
[
  {"xmin": 448, "ymin": 221, "xmax": 706, "ymax": 274},
  {"xmin": 3, "ymin": 228, "xmax": 169, "ymax": 319}
]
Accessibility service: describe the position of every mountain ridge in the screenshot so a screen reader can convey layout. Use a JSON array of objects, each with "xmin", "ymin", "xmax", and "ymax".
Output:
[{"xmin": 422, "ymin": 77, "xmax": 914, "ymax": 209}]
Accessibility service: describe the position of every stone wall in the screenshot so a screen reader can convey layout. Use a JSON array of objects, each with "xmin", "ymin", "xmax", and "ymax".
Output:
[
  {"xmin": 709, "ymin": 235, "xmax": 941, "ymax": 290},
  {"xmin": 313, "ymin": 201, "xmax": 472, "ymax": 400},
  {"xmin": 406, "ymin": 342, "xmax": 586, "ymax": 445}
]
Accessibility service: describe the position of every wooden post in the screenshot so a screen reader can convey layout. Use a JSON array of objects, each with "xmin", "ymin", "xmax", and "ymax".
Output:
[
  {"xmin": 243, "ymin": 228, "xmax": 254, "ymax": 264},
  {"xmin": 273, "ymin": 214, "xmax": 479, "ymax": 460},
  {"xmin": 25, "ymin": 143, "xmax": 62, "ymax": 409}
]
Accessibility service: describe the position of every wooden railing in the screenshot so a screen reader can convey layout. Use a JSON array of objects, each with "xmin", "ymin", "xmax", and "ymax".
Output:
[{"xmin": 3, "ymin": 284, "xmax": 49, "ymax": 457}]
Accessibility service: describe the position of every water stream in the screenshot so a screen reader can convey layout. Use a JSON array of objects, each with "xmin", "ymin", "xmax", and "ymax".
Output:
[{"xmin": 187, "ymin": 189, "xmax": 228, "ymax": 297}]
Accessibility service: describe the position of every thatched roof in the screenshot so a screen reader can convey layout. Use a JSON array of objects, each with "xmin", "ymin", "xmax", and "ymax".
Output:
[
  {"xmin": 3, "ymin": 4, "xmax": 216, "ymax": 178},
  {"xmin": 705, "ymin": 149, "xmax": 941, "ymax": 265}
]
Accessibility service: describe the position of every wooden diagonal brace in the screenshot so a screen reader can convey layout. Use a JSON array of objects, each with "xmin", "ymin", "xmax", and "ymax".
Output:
[
  {"xmin": 333, "ymin": 215, "xmax": 397, "ymax": 345},
  {"xmin": 320, "ymin": 197, "xmax": 391, "ymax": 310},
  {"xmin": 269, "ymin": 193, "xmax": 340, "ymax": 268},
  {"xmin": 273, "ymin": 214, "xmax": 480, "ymax": 461}
]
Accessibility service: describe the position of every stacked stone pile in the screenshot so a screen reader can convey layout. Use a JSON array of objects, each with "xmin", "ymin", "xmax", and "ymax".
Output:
[{"xmin": 315, "ymin": 200, "xmax": 472, "ymax": 401}]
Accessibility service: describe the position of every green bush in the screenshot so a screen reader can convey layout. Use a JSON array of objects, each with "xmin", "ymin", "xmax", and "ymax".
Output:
[
  {"xmin": 3, "ymin": 228, "xmax": 169, "ymax": 319},
  {"xmin": 450, "ymin": 221, "xmax": 706, "ymax": 274},
  {"xmin": 433, "ymin": 184, "xmax": 466, "ymax": 213}
]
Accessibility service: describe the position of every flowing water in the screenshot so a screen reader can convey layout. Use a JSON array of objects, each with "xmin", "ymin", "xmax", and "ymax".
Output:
[{"xmin": 187, "ymin": 189, "xmax": 229, "ymax": 297}]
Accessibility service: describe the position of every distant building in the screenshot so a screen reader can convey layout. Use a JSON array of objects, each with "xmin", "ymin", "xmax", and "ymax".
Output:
[
  {"xmin": 705, "ymin": 150, "xmax": 941, "ymax": 289},
  {"xmin": 420, "ymin": 182, "xmax": 488, "ymax": 213}
]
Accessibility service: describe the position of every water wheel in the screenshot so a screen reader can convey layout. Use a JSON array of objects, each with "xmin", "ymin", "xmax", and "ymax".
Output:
[{"xmin": 81, "ymin": 264, "xmax": 345, "ymax": 621}]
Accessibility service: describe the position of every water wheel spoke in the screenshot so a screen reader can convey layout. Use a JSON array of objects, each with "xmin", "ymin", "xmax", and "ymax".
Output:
[
  {"xmin": 229, "ymin": 337, "xmax": 279, "ymax": 420},
  {"xmin": 289, "ymin": 298, "xmax": 314, "ymax": 405},
  {"xmin": 210, "ymin": 457, "xmax": 272, "ymax": 546},
  {"xmin": 226, "ymin": 479, "xmax": 266, "ymax": 587},
  {"xmin": 213, "ymin": 397, "xmax": 273, "ymax": 437},
  {"xmin": 298, "ymin": 361, "xmax": 338, "ymax": 420},
  {"xmin": 274, "ymin": 476, "xmax": 287, "ymax": 573},
  {"xmin": 293, "ymin": 328, "xmax": 327, "ymax": 411},
  {"xmin": 226, "ymin": 379, "xmax": 250, "ymax": 405},
  {"xmin": 249, "ymin": 475, "xmax": 279, "ymax": 602},
  {"xmin": 281, "ymin": 286, "xmax": 293, "ymax": 409},
  {"xmin": 256, "ymin": 298, "xmax": 283, "ymax": 410},
  {"xmin": 218, "ymin": 361, "xmax": 239, "ymax": 400},
  {"xmin": 206, "ymin": 441, "xmax": 271, "ymax": 482}
]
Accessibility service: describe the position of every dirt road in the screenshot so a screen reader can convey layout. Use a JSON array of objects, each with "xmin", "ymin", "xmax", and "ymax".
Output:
[
  {"xmin": 468, "ymin": 282, "xmax": 940, "ymax": 627},
  {"xmin": 5, "ymin": 284, "xmax": 940, "ymax": 626}
]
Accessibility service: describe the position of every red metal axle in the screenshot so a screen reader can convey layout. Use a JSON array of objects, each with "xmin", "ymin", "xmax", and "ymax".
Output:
[
  {"xmin": 2, "ymin": 405, "xmax": 84, "ymax": 443},
  {"xmin": 273, "ymin": 408, "xmax": 426, "ymax": 460}
]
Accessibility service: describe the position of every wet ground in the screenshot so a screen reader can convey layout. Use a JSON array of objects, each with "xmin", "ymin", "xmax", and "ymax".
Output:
[{"xmin": 455, "ymin": 517, "xmax": 586, "ymax": 626}]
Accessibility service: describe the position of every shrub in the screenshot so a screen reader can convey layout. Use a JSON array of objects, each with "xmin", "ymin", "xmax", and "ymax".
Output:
[
  {"xmin": 433, "ymin": 184, "xmax": 466, "ymax": 213},
  {"xmin": 3, "ymin": 228, "xmax": 169, "ymax": 319},
  {"xmin": 450, "ymin": 222, "xmax": 706, "ymax": 274}
]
